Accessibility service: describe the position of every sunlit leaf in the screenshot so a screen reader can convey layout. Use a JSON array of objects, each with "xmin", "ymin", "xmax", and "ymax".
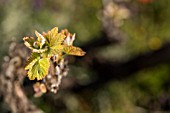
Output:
[
  {"xmin": 45, "ymin": 27, "xmax": 58, "ymax": 46},
  {"xmin": 50, "ymin": 45, "xmax": 63, "ymax": 55},
  {"xmin": 42, "ymin": 45, "xmax": 63, "ymax": 58},
  {"xmin": 32, "ymin": 46, "xmax": 48, "ymax": 53},
  {"xmin": 23, "ymin": 27, "xmax": 86, "ymax": 82},
  {"xmin": 63, "ymin": 45, "xmax": 86, "ymax": 56},
  {"xmin": 45, "ymin": 27, "xmax": 66, "ymax": 47},
  {"xmin": 49, "ymin": 27, "xmax": 58, "ymax": 41},
  {"xmin": 23, "ymin": 36, "xmax": 48, "ymax": 53},
  {"xmin": 53, "ymin": 33, "xmax": 66, "ymax": 46},
  {"xmin": 23, "ymin": 37, "xmax": 36, "ymax": 50},
  {"xmin": 35, "ymin": 30, "xmax": 46, "ymax": 48},
  {"xmin": 26, "ymin": 57, "xmax": 50, "ymax": 80},
  {"xmin": 25, "ymin": 52, "xmax": 39, "ymax": 67}
]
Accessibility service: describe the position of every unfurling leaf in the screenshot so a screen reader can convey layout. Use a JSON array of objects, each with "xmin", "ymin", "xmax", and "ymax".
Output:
[
  {"xmin": 33, "ymin": 82, "xmax": 47, "ymax": 97},
  {"xmin": 23, "ymin": 37, "xmax": 36, "ymax": 50},
  {"xmin": 32, "ymin": 46, "xmax": 48, "ymax": 53},
  {"xmin": 23, "ymin": 26, "xmax": 86, "ymax": 95},
  {"xmin": 35, "ymin": 30, "xmax": 46, "ymax": 48},
  {"xmin": 61, "ymin": 29, "xmax": 75, "ymax": 46},
  {"xmin": 23, "ymin": 35, "xmax": 48, "ymax": 53},
  {"xmin": 25, "ymin": 57, "xmax": 50, "ymax": 80},
  {"xmin": 63, "ymin": 45, "xmax": 86, "ymax": 56}
]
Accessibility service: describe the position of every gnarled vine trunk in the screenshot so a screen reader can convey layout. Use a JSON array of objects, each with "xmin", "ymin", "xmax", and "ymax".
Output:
[{"xmin": 0, "ymin": 42, "xmax": 44, "ymax": 113}]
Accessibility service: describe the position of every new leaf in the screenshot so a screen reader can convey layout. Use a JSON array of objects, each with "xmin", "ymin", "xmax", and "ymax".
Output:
[
  {"xmin": 46, "ymin": 27, "xmax": 66, "ymax": 47},
  {"xmin": 43, "ymin": 27, "xmax": 66, "ymax": 56},
  {"xmin": 63, "ymin": 45, "xmax": 86, "ymax": 56},
  {"xmin": 23, "ymin": 36, "xmax": 48, "ymax": 53},
  {"xmin": 25, "ymin": 57, "xmax": 50, "ymax": 80}
]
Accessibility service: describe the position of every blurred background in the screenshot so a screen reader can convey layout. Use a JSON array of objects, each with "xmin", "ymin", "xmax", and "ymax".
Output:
[{"xmin": 1, "ymin": 0, "xmax": 170, "ymax": 113}]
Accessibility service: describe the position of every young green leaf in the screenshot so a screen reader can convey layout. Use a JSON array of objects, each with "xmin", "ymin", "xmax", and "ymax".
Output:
[
  {"xmin": 26, "ymin": 57, "xmax": 50, "ymax": 80},
  {"xmin": 49, "ymin": 27, "xmax": 58, "ymax": 41},
  {"xmin": 42, "ymin": 45, "xmax": 63, "ymax": 58},
  {"xmin": 46, "ymin": 27, "xmax": 66, "ymax": 47},
  {"xmin": 25, "ymin": 52, "xmax": 40, "ymax": 66},
  {"xmin": 23, "ymin": 27, "xmax": 86, "ymax": 82},
  {"xmin": 45, "ymin": 27, "xmax": 58, "ymax": 46},
  {"xmin": 32, "ymin": 46, "xmax": 48, "ymax": 53},
  {"xmin": 49, "ymin": 45, "xmax": 63, "ymax": 55},
  {"xmin": 53, "ymin": 33, "xmax": 66, "ymax": 46},
  {"xmin": 23, "ymin": 37, "xmax": 36, "ymax": 50},
  {"xmin": 40, "ymin": 27, "xmax": 66, "ymax": 56},
  {"xmin": 23, "ymin": 36, "xmax": 48, "ymax": 53},
  {"xmin": 35, "ymin": 30, "xmax": 46, "ymax": 48},
  {"xmin": 63, "ymin": 45, "xmax": 86, "ymax": 56}
]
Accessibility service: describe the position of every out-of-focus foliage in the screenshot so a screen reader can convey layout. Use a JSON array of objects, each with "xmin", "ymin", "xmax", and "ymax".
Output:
[
  {"xmin": 122, "ymin": 0, "xmax": 170, "ymax": 54},
  {"xmin": 99, "ymin": 0, "xmax": 170, "ymax": 61},
  {"xmin": 1, "ymin": 0, "xmax": 170, "ymax": 113}
]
